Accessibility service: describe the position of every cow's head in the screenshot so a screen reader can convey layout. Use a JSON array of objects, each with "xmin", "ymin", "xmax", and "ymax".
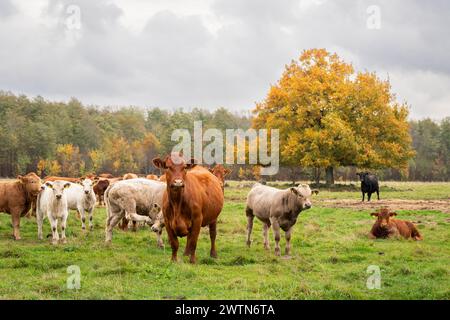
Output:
[
  {"xmin": 80, "ymin": 178, "xmax": 95, "ymax": 195},
  {"xmin": 17, "ymin": 172, "xmax": 42, "ymax": 196},
  {"xmin": 209, "ymin": 164, "xmax": 231, "ymax": 184},
  {"xmin": 150, "ymin": 203, "xmax": 165, "ymax": 232},
  {"xmin": 45, "ymin": 180, "xmax": 71, "ymax": 200},
  {"xmin": 290, "ymin": 184, "xmax": 319, "ymax": 210},
  {"xmin": 356, "ymin": 172, "xmax": 369, "ymax": 182},
  {"xmin": 152, "ymin": 153, "xmax": 197, "ymax": 189},
  {"xmin": 371, "ymin": 208, "xmax": 396, "ymax": 228}
]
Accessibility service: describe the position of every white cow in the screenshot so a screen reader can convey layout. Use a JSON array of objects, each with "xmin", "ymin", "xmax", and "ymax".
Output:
[
  {"xmin": 66, "ymin": 178, "xmax": 97, "ymax": 230},
  {"xmin": 36, "ymin": 180, "xmax": 71, "ymax": 245},
  {"xmin": 245, "ymin": 183, "xmax": 319, "ymax": 256},
  {"xmin": 105, "ymin": 178, "xmax": 166, "ymax": 247}
]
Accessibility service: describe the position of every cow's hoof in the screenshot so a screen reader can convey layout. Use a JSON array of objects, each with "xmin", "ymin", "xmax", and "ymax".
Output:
[
  {"xmin": 210, "ymin": 251, "xmax": 218, "ymax": 259},
  {"xmin": 274, "ymin": 250, "xmax": 281, "ymax": 256},
  {"xmin": 52, "ymin": 240, "xmax": 58, "ymax": 245},
  {"xmin": 60, "ymin": 238, "xmax": 67, "ymax": 244},
  {"xmin": 246, "ymin": 241, "xmax": 251, "ymax": 247}
]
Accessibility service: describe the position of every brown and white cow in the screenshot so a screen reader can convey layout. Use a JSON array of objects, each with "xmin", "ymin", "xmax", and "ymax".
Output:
[
  {"xmin": 0, "ymin": 172, "xmax": 42, "ymax": 239},
  {"xmin": 369, "ymin": 208, "xmax": 423, "ymax": 240},
  {"xmin": 153, "ymin": 153, "xmax": 224, "ymax": 263}
]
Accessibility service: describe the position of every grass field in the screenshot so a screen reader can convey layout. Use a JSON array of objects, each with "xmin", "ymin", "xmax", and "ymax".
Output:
[{"xmin": 0, "ymin": 181, "xmax": 449, "ymax": 299}]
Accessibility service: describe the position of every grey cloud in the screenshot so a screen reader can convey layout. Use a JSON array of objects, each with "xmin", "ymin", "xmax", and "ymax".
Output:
[{"xmin": 0, "ymin": 0, "xmax": 448, "ymax": 119}]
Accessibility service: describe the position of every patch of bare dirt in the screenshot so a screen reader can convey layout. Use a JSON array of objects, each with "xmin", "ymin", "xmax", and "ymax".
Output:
[{"xmin": 317, "ymin": 199, "xmax": 450, "ymax": 213}]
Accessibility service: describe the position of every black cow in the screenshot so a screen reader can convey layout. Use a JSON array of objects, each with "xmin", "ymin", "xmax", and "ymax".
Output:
[{"xmin": 356, "ymin": 172, "xmax": 380, "ymax": 202}]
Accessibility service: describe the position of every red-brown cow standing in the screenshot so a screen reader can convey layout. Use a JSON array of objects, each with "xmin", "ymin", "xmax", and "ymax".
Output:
[
  {"xmin": 153, "ymin": 153, "xmax": 224, "ymax": 263},
  {"xmin": 0, "ymin": 172, "xmax": 42, "ymax": 239},
  {"xmin": 208, "ymin": 164, "xmax": 231, "ymax": 192}
]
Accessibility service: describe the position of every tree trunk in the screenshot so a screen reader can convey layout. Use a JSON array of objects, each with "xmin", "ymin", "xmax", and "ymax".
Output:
[
  {"xmin": 314, "ymin": 168, "xmax": 321, "ymax": 185},
  {"xmin": 325, "ymin": 166, "xmax": 334, "ymax": 185}
]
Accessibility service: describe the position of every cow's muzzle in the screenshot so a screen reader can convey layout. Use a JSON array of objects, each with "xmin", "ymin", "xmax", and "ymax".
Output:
[
  {"xmin": 171, "ymin": 179, "xmax": 184, "ymax": 188},
  {"xmin": 56, "ymin": 195, "xmax": 62, "ymax": 200},
  {"xmin": 84, "ymin": 190, "xmax": 90, "ymax": 195}
]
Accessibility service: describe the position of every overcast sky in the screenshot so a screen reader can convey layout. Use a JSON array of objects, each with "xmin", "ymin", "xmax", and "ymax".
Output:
[{"xmin": 0, "ymin": 0, "xmax": 449, "ymax": 119}]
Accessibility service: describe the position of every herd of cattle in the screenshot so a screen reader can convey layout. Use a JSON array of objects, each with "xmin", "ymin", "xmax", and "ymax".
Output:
[{"xmin": 0, "ymin": 153, "xmax": 422, "ymax": 263}]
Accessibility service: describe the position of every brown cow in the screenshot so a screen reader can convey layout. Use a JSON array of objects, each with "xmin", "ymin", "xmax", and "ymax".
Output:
[
  {"xmin": 208, "ymin": 164, "xmax": 231, "ymax": 191},
  {"xmin": 369, "ymin": 208, "xmax": 423, "ymax": 240},
  {"xmin": 44, "ymin": 176, "xmax": 81, "ymax": 183},
  {"xmin": 93, "ymin": 178, "xmax": 110, "ymax": 206},
  {"xmin": 0, "ymin": 172, "xmax": 42, "ymax": 239},
  {"xmin": 146, "ymin": 174, "xmax": 159, "ymax": 180},
  {"xmin": 153, "ymin": 153, "xmax": 224, "ymax": 263},
  {"xmin": 99, "ymin": 173, "xmax": 114, "ymax": 179},
  {"xmin": 123, "ymin": 173, "xmax": 138, "ymax": 180}
]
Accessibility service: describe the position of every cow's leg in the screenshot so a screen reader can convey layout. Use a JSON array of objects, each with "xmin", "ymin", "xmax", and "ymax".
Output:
[
  {"xmin": 156, "ymin": 230, "xmax": 164, "ymax": 248},
  {"xmin": 376, "ymin": 189, "xmax": 380, "ymax": 200},
  {"xmin": 245, "ymin": 206, "xmax": 254, "ymax": 247},
  {"xmin": 88, "ymin": 208, "xmax": 94, "ymax": 231},
  {"xmin": 37, "ymin": 208, "xmax": 44, "ymax": 240},
  {"xmin": 131, "ymin": 220, "xmax": 137, "ymax": 232},
  {"xmin": 285, "ymin": 227, "xmax": 293, "ymax": 256},
  {"xmin": 119, "ymin": 217, "xmax": 128, "ymax": 231},
  {"xmin": 60, "ymin": 212, "xmax": 68, "ymax": 244},
  {"xmin": 187, "ymin": 223, "xmax": 201, "ymax": 264},
  {"xmin": 49, "ymin": 214, "xmax": 59, "ymax": 245},
  {"xmin": 270, "ymin": 217, "xmax": 281, "ymax": 256},
  {"xmin": 263, "ymin": 223, "xmax": 270, "ymax": 250},
  {"xmin": 362, "ymin": 192, "xmax": 365, "ymax": 202},
  {"xmin": 105, "ymin": 214, "xmax": 122, "ymax": 243},
  {"xmin": 368, "ymin": 192, "xmax": 372, "ymax": 201},
  {"xmin": 11, "ymin": 209, "xmax": 21, "ymax": 240},
  {"xmin": 124, "ymin": 200, "xmax": 151, "ymax": 226},
  {"xmin": 79, "ymin": 206, "xmax": 86, "ymax": 230},
  {"xmin": 166, "ymin": 227, "xmax": 179, "ymax": 262},
  {"xmin": 209, "ymin": 220, "xmax": 217, "ymax": 258}
]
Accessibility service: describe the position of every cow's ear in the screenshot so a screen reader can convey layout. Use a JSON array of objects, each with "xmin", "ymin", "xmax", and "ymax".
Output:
[
  {"xmin": 45, "ymin": 182, "xmax": 53, "ymax": 189},
  {"xmin": 290, "ymin": 187, "xmax": 299, "ymax": 195},
  {"xmin": 370, "ymin": 212, "xmax": 379, "ymax": 217},
  {"xmin": 311, "ymin": 189, "xmax": 319, "ymax": 195},
  {"xmin": 389, "ymin": 212, "xmax": 397, "ymax": 217},
  {"xmin": 186, "ymin": 158, "xmax": 197, "ymax": 170},
  {"xmin": 152, "ymin": 158, "xmax": 167, "ymax": 169},
  {"xmin": 64, "ymin": 183, "xmax": 71, "ymax": 189},
  {"xmin": 17, "ymin": 175, "xmax": 24, "ymax": 183}
]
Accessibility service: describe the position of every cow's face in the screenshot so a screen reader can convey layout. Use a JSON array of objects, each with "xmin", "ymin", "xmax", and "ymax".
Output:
[
  {"xmin": 152, "ymin": 153, "xmax": 196, "ymax": 189},
  {"xmin": 290, "ymin": 184, "xmax": 319, "ymax": 210},
  {"xmin": 80, "ymin": 178, "xmax": 95, "ymax": 195},
  {"xmin": 209, "ymin": 165, "xmax": 231, "ymax": 184},
  {"xmin": 150, "ymin": 204, "xmax": 165, "ymax": 232},
  {"xmin": 356, "ymin": 172, "xmax": 369, "ymax": 182},
  {"xmin": 18, "ymin": 172, "xmax": 42, "ymax": 196},
  {"xmin": 45, "ymin": 181, "xmax": 71, "ymax": 200},
  {"xmin": 371, "ymin": 208, "xmax": 396, "ymax": 228}
]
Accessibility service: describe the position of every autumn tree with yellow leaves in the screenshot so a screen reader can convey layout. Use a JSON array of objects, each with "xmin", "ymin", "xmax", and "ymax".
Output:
[{"xmin": 253, "ymin": 49, "xmax": 415, "ymax": 184}]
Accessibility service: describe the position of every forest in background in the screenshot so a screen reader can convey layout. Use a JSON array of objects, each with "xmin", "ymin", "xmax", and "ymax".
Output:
[{"xmin": 0, "ymin": 91, "xmax": 448, "ymax": 182}]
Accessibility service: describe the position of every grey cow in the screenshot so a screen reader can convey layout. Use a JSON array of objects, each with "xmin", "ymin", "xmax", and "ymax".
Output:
[
  {"xmin": 245, "ymin": 183, "xmax": 319, "ymax": 256},
  {"xmin": 104, "ymin": 178, "xmax": 165, "ymax": 247}
]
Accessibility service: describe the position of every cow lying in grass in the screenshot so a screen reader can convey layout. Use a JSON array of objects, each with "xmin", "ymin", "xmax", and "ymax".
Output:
[
  {"xmin": 246, "ymin": 183, "xmax": 319, "ymax": 256},
  {"xmin": 369, "ymin": 208, "xmax": 423, "ymax": 240}
]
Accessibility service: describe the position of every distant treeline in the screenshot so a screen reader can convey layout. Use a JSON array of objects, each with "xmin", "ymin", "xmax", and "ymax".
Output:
[{"xmin": 0, "ymin": 91, "xmax": 448, "ymax": 181}]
